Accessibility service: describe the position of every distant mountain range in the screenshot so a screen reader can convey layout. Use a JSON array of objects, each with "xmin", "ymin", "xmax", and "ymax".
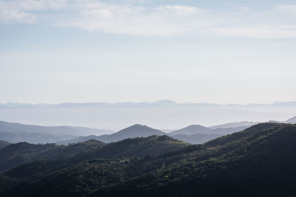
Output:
[
  {"xmin": 59, "ymin": 122, "xmax": 259, "ymax": 145},
  {"xmin": 170, "ymin": 123, "xmax": 256, "ymax": 135},
  {"xmin": 2, "ymin": 100, "xmax": 296, "ymax": 108},
  {"xmin": 170, "ymin": 125, "xmax": 211, "ymax": 135},
  {"xmin": 1, "ymin": 123, "xmax": 296, "ymax": 196},
  {"xmin": 210, "ymin": 121, "xmax": 259, "ymax": 129},
  {"xmin": 0, "ymin": 116, "xmax": 295, "ymax": 145},
  {"xmin": 0, "ymin": 121, "xmax": 112, "ymax": 144},
  {"xmin": 1, "ymin": 100, "xmax": 295, "ymax": 131},
  {"xmin": 58, "ymin": 124, "xmax": 165, "ymax": 144},
  {"xmin": 168, "ymin": 124, "xmax": 255, "ymax": 144}
]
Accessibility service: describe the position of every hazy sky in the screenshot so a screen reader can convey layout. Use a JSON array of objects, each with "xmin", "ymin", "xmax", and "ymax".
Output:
[{"xmin": 1, "ymin": 0, "xmax": 296, "ymax": 104}]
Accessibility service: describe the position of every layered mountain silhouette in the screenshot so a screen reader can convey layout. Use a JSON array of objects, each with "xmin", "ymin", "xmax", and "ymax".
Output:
[
  {"xmin": 209, "ymin": 121, "xmax": 258, "ymax": 129},
  {"xmin": 59, "ymin": 123, "xmax": 252, "ymax": 145},
  {"xmin": 1, "ymin": 116, "xmax": 295, "ymax": 145},
  {"xmin": 88, "ymin": 123, "xmax": 296, "ymax": 197},
  {"xmin": 168, "ymin": 125, "xmax": 220, "ymax": 144},
  {"xmin": 59, "ymin": 124, "xmax": 165, "ymax": 144},
  {"xmin": 170, "ymin": 125, "xmax": 211, "ymax": 135},
  {"xmin": 0, "ymin": 121, "xmax": 112, "ymax": 144},
  {"xmin": 1, "ymin": 123, "xmax": 296, "ymax": 196},
  {"xmin": 53, "ymin": 116, "xmax": 296, "ymax": 145},
  {"xmin": 0, "ymin": 136, "xmax": 188, "ymax": 185},
  {"xmin": 1, "ymin": 115, "xmax": 295, "ymax": 149},
  {"xmin": 168, "ymin": 124, "xmax": 253, "ymax": 144}
]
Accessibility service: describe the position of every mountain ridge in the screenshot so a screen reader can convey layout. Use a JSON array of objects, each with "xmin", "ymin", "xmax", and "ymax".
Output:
[
  {"xmin": 1, "ymin": 123, "xmax": 296, "ymax": 196},
  {"xmin": 0, "ymin": 121, "xmax": 112, "ymax": 144},
  {"xmin": 88, "ymin": 123, "xmax": 296, "ymax": 197},
  {"xmin": 2, "ymin": 100, "xmax": 296, "ymax": 107},
  {"xmin": 90, "ymin": 124, "xmax": 165, "ymax": 143},
  {"xmin": 170, "ymin": 124, "xmax": 211, "ymax": 135}
]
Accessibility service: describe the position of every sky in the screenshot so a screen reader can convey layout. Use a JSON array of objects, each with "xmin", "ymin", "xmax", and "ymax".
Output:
[{"xmin": 1, "ymin": 0, "xmax": 296, "ymax": 104}]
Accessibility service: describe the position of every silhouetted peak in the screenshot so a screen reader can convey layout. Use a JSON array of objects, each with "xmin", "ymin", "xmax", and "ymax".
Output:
[
  {"xmin": 170, "ymin": 124, "xmax": 211, "ymax": 135},
  {"xmin": 184, "ymin": 124, "xmax": 208, "ymax": 129},
  {"xmin": 119, "ymin": 124, "xmax": 157, "ymax": 132},
  {"xmin": 153, "ymin": 100, "xmax": 177, "ymax": 105}
]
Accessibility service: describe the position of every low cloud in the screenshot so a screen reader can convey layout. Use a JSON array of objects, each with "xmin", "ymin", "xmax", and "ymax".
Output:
[
  {"xmin": 1, "ymin": 0, "xmax": 296, "ymax": 38},
  {"xmin": 0, "ymin": 8, "xmax": 36, "ymax": 23},
  {"xmin": 214, "ymin": 25, "xmax": 296, "ymax": 39},
  {"xmin": 277, "ymin": 4, "xmax": 296, "ymax": 15},
  {"xmin": 237, "ymin": 6, "xmax": 249, "ymax": 14},
  {"xmin": 55, "ymin": 2, "xmax": 210, "ymax": 36},
  {"xmin": 156, "ymin": 5, "xmax": 200, "ymax": 15}
]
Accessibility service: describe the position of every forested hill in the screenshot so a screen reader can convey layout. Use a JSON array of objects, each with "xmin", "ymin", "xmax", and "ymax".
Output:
[
  {"xmin": 1, "ymin": 123, "xmax": 296, "ymax": 197},
  {"xmin": 0, "ymin": 140, "xmax": 105, "ymax": 173},
  {"xmin": 89, "ymin": 123, "xmax": 296, "ymax": 197}
]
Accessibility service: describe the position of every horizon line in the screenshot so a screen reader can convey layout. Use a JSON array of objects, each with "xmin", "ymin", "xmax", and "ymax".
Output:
[{"xmin": 1, "ymin": 100, "xmax": 296, "ymax": 106}]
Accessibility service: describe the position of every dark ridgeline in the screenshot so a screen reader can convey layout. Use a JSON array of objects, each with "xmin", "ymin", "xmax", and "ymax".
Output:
[
  {"xmin": 0, "ymin": 135, "xmax": 189, "ymax": 196},
  {"xmin": 0, "ymin": 123, "xmax": 296, "ymax": 196}
]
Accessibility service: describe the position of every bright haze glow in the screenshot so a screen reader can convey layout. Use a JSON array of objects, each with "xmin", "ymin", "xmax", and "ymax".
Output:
[{"xmin": 1, "ymin": 0, "xmax": 296, "ymax": 104}]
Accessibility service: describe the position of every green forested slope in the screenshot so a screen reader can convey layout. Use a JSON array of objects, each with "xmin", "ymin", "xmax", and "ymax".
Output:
[
  {"xmin": 1, "ymin": 123, "xmax": 296, "ymax": 197},
  {"xmin": 0, "ymin": 140, "xmax": 105, "ymax": 173}
]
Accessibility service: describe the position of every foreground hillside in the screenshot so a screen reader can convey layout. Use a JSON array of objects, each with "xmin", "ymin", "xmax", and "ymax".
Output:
[
  {"xmin": 0, "ymin": 140, "xmax": 105, "ymax": 173},
  {"xmin": 91, "ymin": 123, "xmax": 296, "ymax": 197},
  {"xmin": 0, "ymin": 136, "xmax": 189, "ymax": 195},
  {"xmin": 0, "ymin": 123, "xmax": 296, "ymax": 196}
]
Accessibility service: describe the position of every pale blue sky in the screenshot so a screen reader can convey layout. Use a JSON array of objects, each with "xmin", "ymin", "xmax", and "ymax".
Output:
[{"xmin": 1, "ymin": 0, "xmax": 296, "ymax": 104}]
